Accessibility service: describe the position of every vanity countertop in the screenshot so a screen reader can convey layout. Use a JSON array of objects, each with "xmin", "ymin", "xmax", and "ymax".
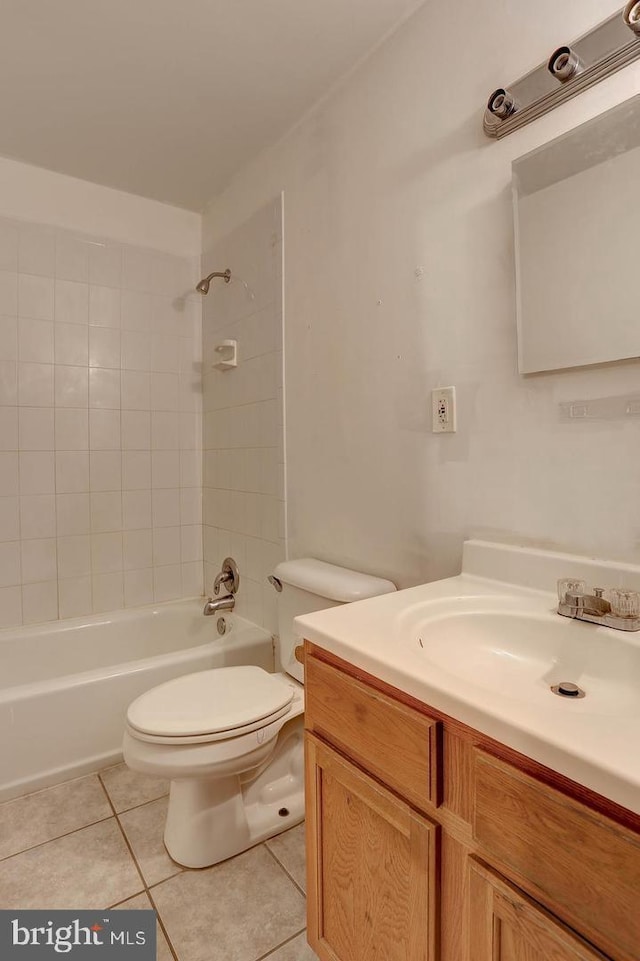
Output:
[{"xmin": 294, "ymin": 540, "xmax": 640, "ymax": 815}]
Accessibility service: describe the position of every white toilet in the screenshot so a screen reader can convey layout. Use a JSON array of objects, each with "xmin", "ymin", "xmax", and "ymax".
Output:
[{"xmin": 123, "ymin": 558, "xmax": 395, "ymax": 868}]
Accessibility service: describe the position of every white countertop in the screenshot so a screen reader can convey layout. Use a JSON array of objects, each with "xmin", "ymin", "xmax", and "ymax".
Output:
[{"xmin": 295, "ymin": 540, "xmax": 640, "ymax": 815}]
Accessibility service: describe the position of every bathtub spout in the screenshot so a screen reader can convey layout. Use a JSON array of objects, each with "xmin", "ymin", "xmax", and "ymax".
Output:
[{"xmin": 203, "ymin": 594, "xmax": 235, "ymax": 616}]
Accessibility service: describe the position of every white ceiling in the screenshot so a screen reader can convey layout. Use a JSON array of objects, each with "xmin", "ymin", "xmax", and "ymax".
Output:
[{"xmin": 0, "ymin": 0, "xmax": 421, "ymax": 211}]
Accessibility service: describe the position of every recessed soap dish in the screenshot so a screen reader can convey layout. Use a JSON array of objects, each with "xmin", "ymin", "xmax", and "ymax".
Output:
[{"xmin": 212, "ymin": 339, "xmax": 237, "ymax": 370}]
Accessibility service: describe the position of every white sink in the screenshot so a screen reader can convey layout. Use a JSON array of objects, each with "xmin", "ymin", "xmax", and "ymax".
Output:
[{"xmin": 397, "ymin": 595, "xmax": 640, "ymax": 716}]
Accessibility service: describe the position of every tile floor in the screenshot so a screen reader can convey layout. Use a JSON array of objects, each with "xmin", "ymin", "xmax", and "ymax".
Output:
[{"xmin": 0, "ymin": 764, "xmax": 317, "ymax": 961}]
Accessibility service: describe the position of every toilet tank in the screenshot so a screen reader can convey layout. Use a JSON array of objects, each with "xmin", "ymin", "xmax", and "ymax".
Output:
[{"xmin": 273, "ymin": 558, "xmax": 396, "ymax": 683}]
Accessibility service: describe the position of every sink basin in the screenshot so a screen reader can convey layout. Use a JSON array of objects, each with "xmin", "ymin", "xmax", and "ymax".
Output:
[{"xmin": 398, "ymin": 595, "xmax": 640, "ymax": 716}]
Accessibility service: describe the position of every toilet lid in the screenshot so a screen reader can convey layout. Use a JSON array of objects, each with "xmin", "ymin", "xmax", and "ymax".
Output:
[{"xmin": 127, "ymin": 666, "xmax": 294, "ymax": 738}]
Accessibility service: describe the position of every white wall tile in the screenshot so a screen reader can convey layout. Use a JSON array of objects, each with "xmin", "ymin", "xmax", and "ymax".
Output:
[
  {"xmin": 56, "ymin": 233, "xmax": 89, "ymax": 283},
  {"xmin": 55, "ymin": 451, "xmax": 89, "ymax": 493},
  {"xmin": 20, "ymin": 451, "xmax": 55, "ymax": 495},
  {"xmin": 122, "ymin": 450, "xmax": 150, "ymax": 490},
  {"xmin": 0, "ymin": 585, "xmax": 22, "ymax": 627},
  {"xmin": 54, "ymin": 365, "xmax": 88, "ymax": 408},
  {"xmin": 2, "ymin": 221, "xmax": 201, "ymax": 626},
  {"xmin": 89, "ymin": 243, "xmax": 122, "ymax": 288},
  {"xmin": 55, "ymin": 409, "xmax": 88, "ymax": 450},
  {"xmin": 18, "ymin": 362, "xmax": 51, "ymax": 406},
  {"xmin": 0, "ymin": 316, "xmax": 18, "ymax": 361},
  {"xmin": 56, "ymin": 492, "xmax": 90, "ymax": 535},
  {"xmin": 153, "ymin": 564, "xmax": 181, "ymax": 602},
  {"xmin": 123, "ymin": 529, "xmax": 152, "ymax": 571},
  {"xmin": 54, "ymin": 323, "xmax": 88, "ymax": 365},
  {"xmin": 152, "ymin": 488, "xmax": 180, "ymax": 528},
  {"xmin": 18, "ymin": 274, "xmax": 54, "ymax": 321},
  {"xmin": 58, "ymin": 576, "xmax": 92, "ymax": 619},
  {"xmin": 57, "ymin": 535, "xmax": 91, "ymax": 578},
  {"xmin": 0, "ymin": 407, "xmax": 18, "ymax": 451},
  {"xmin": 122, "ymin": 491, "xmax": 152, "ymax": 531},
  {"xmin": 181, "ymin": 561, "xmax": 203, "ymax": 596},
  {"xmin": 151, "ymin": 450, "xmax": 180, "ymax": 489},
  {"xmin": 0, "ymin": 272, "xmax": 18, "ymax": 316},
  {"xmin": 124, "ymin": 568, "xmax": 153, "ymax": 608},
  {"xmin": 0, "ymin": 221, "xmax": 18, "ymax": 272},
  {"xmin": 89, "ymin": 409, "xmax": 120, "ymax": 450},
  {"xmin": 89, "ymin": 367, "xmax": 120, "ymax": 409},
  {"xmin": 121, "ymin": 410, "xmax": 150, "ymax": 450},
  {"xmin": 92, "ymin": 571, "xmax": 123, "ymax": 613},
  {"xmin": 121, "ymin": 371, "xmax": 149, "ymax": 410},
  {"xmin": 121, "ymin": 330, "xmax": 150, "ymax": 371},
  {"xmin": 19, "ymin": 318, "xmax": 54, "ymax": 364},
  {"xmin": 18, "ymin": 225, "xmax": 55, "ymax": 277},
  {"xmin": 120, "ymin": 290, "xmax": 151, "ymax": 332},
  {"xmin": 89, "ymin": 327, "xmax": 120, "ymax": 369},
  {"xmin": 21, "ymin": 538, "xmax": 57, "ymax": 583},
  {"xmin": 151, "ymin": 411, "xmax": 179, "ymax": 450},
  {"xmin": 20, "ymin": 495, "xmax": 56, "ymax": 539},
  {"xmin": 90, "ymin": 450, "xmax": 122, "ymax": 492},
  {"xmin": 22, "ymin": 580, "xmax": 58, "ymax": 624},
  {"xmin": 55, "ymin": 280, "xmax": 89, "ymax": 325},
  {"xmin": 91, "ymin": 532, "xmax": 123, "ymax": 574},
  {"xmin": 153, "ymin": 527, "xmax": 180, "ymax": 567},
  {"xmin": 89, "ymin": 286, "xmax": 120, "ymax": 328},
  {"xmin": 90, "ymin": 492, "xmax": 122, "ymax": 533},
  {"xmin": 0, "ymin": 497, "xmax": 19, "ymax": 541}
]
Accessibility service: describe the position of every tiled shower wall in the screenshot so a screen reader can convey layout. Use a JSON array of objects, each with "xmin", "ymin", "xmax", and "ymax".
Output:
[
  {"xmin": 202, "ymin": 197, "xmax": 285, "ymax": 633},
  {"xmin": 0, "ymin": 217, "xmax": 202, "ymax": 627}
]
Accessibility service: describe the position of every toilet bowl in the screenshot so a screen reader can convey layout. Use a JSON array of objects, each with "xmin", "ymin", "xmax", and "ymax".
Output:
[{"xmin": 123, "ymin": 558, "xmax": 396, "ymax": 868}]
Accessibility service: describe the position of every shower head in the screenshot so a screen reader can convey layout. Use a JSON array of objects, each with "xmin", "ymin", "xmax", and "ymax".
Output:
[{"xmin": 196, "ymin": 269, "xmax": 231, "ymax": 294}]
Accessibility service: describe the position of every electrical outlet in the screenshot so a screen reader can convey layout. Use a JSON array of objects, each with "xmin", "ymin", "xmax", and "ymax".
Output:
[{"xmin": 432, "ymin": 386, "xmax": 456, "ymax": 433}]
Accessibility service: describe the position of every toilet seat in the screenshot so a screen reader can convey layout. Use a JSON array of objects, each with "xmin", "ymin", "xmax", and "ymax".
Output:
[{"xmin": 127, "ymin": 666, "xmax": 294, "ymax": 744}]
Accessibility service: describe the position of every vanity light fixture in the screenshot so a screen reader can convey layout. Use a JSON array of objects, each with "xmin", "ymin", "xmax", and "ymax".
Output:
[
  {"xmin": 548, "ymin": 46, "xmax": 584, "ymax": 83},
  {"xmin": 623, "ymin": 0, "xmax": 640, "ymax": 35},
  {"xmin": 483, "ymin": 5, "xmax": 640, "ymax": 138}
]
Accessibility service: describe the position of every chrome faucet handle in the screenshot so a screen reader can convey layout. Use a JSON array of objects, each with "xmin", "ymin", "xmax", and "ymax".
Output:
[{"xmin": 212, "ymin": 557, "xmax": 240, "ymax": 596}]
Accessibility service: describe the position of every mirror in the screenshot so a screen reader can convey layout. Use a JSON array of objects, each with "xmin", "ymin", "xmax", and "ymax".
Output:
[{"xmin": 513, "ymin": 94, "xmax": 640, "ymax": 374}]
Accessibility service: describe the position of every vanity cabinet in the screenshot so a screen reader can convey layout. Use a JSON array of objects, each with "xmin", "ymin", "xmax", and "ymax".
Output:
[{"xmin": 303, "ymin": 643, "xmax": 640, "ymax": 961}]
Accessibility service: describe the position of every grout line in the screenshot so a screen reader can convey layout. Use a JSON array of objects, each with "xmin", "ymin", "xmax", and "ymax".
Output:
[
  {"xmin": 146, "ymin": 886, "xmax": 181, "ymax": 961},
  {"xmin": 263, "ymin": 843, "xmax": 306, "ymax": 899},
  {"xmin": 0, "ymin": 813, "xmax": 114, "ymax": 864},
  {"xmin": 253, "ymin": 927, "xmax": 307, "ymax": 961}
]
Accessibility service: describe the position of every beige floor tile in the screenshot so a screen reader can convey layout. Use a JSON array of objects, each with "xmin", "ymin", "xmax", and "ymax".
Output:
[
  {"xmin": 263, "ymin": 933, "xmax": 318, "ymax": 961},
  {"xmin": 100, "ymin": 762, "xmax": 169, "ymax": 813},
  {"xmin": 119, "ymin": 797, "xmax": 182, "ymax": 886},
  {"xmin": 0, "ymin": 818, "xmax": 144, "ymax": 909},
  {"xmin": 265, "ymin": 823, "xmax": 306, "ymax": 892},
  {"xmin": 113, "ymin": 891, "xmax": 175, "ymax": 961},
  {"xmin": 0, "ymin": 774, "xmax": 112, "ymax": 860},
  {"xmin": 152, "ymin": 844, "xmax": 306, "ymax": 961}
]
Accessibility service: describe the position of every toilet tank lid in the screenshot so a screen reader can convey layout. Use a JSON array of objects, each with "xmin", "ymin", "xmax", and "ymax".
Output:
[{"xmin": 274, "ymin": 558, "xmax": 396, "ymax": 603}]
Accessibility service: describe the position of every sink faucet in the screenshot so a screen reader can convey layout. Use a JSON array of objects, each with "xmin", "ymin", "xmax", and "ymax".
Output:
[
  {"xmin": 557, "ymin": 579, "xmax": 640, "ymax": 631},
  {"xmin": 204, "ymin": 557, "xmax": 240, "ymax": 617},
  {"xmin": 203, "ymin": 594, "xmax": 236, "ymax": 616}
]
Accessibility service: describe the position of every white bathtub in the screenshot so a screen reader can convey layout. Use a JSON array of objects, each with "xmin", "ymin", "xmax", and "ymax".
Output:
[{"xmin": 0, "ymin": 598, "xmax": 274, "ymax": 801}]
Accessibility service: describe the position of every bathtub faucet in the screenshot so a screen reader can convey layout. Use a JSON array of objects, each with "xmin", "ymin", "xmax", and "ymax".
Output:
[
  {"xmin": 203, "ymin": 594, "xmax": 235, "ymax": 616},
  {"xmin": 204, "ymin": 557, "xmax": 240, "ymax": 616}
]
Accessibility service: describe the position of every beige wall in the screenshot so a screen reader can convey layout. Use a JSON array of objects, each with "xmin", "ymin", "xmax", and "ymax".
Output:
[{"xmin": 203, "ymin": 0, "xmax": 640, "ymax": 588}]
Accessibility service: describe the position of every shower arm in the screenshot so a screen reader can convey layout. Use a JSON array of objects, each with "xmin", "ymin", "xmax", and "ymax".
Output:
[{"xmin": 196, "ymin": 269, "xmax": 231, "ymax": 294}]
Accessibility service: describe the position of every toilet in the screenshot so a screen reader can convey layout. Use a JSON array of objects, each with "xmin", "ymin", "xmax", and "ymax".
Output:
[{"xmin": 123, "ymin": 558, "xmax": 396, "ymax": 868}]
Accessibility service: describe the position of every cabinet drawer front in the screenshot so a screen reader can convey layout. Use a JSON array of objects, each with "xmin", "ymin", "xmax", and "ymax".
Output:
[
  {"xmin": 473, "ymin": 751, "xmax": 640, "ymax": 961},
  {"xmin": 305, "ymin": 654, "xmax": 440, "ymax": 810}
]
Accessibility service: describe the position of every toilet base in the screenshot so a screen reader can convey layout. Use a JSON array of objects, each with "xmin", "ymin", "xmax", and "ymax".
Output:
[{"xmin": 163, "ymin": 717, "xmax": 304, "ymax": 868}]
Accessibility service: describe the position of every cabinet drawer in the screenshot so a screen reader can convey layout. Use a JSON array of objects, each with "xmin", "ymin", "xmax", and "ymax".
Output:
[
  {"xmin": 305, "ymin": 653, "xmax": 440, "ymax": 811},
  {"xmin": 473, "ymin": 751, "xmax": 640, "ymax": 961}
]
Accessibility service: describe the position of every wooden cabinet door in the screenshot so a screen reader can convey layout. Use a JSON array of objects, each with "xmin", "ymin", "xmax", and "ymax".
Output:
[
  {"xmin": 305, "ymin": 732, "xmax": 438, "ymax": 961},
  {"xmin": 469, "ymin": 860, "xmax": 611, "ymax": 961}
]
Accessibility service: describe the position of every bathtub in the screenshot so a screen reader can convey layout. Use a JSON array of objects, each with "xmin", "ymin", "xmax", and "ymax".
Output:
[{"xmin": 0, "ymin": 598, "xmax": 274, "ymax": 802}]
